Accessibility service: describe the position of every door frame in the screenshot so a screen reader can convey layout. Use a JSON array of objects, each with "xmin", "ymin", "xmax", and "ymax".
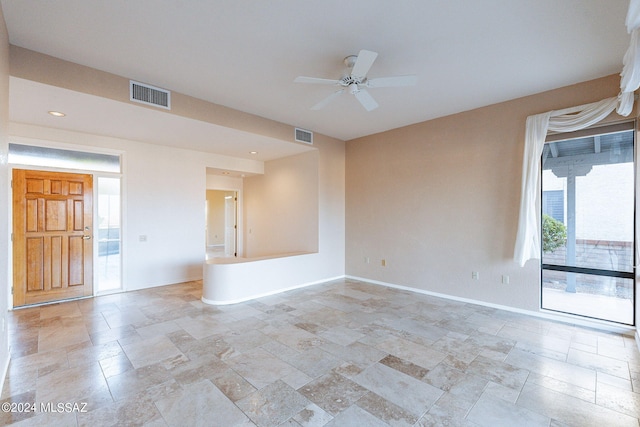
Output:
[
  {"xmin": 12, "ymin": 169, "xmax": 94, "ymax": 307},
  {"xmin": 206, "ymin": 186, "xmax": 243, "ymax": 258},
  {"xmin": 224, "ymin": 191, "xmax": 238, "ymax": 257},
  {"xmin": 8, "ymin": 164, "xmax": 124, "ymax": 308}
]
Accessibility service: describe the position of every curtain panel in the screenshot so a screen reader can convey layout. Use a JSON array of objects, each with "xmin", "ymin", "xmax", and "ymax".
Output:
[
  {"xmin": 513, "ymin": 98, "xmax": 619, "ymax": 266},
  {"xmin": 618, "ymin": 0, "xmax": 640, "ymax": 115},
  {"xmin": 515, "ymin": 0, "xmax": 640, "ymax": 266}
]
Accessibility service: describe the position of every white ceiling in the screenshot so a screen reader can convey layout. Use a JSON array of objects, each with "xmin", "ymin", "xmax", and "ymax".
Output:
[{"xmin": 0, "ymin": 0, "xmax": 631, "ymax": 146}]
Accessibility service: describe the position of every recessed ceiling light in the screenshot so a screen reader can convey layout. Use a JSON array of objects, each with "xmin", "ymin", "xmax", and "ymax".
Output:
[
  {"xmin": 48, "ymin": 111, "xmax": 66, "ymax": 117},
  {"xmin": 250, "ymin": 151, "xmax": 258, "ymax": 154}
]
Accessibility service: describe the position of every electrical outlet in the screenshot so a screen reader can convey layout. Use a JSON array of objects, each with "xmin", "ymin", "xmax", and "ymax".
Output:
[
  {"xmin": 502, "ymin": 275, "xmax": 510, "ymax": 285},
  {"xmin": 364, "ymin": 257, "xmax": 370, "ymax": 264},
  {"xmin": 472, "ymin": 271, "xmax": 480, "ymax": 280},
  {"xmin": 139, "ymin": 235, "xmax": 147, "ymax": 242},
  {"xmin": 381, "ymin": 259, "xmax": 386, "ymax": 267}
]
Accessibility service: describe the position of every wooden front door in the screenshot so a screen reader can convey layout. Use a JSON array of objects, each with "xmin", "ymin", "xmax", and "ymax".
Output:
[{"xmin": 12, "ymin": 169, "xmax": 93, "ymax": 307}]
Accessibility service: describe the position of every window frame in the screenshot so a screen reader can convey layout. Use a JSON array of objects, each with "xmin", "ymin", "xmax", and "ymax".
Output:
[{"xmin": 539, "ymin": 121, "xmax": 636, "ymax": 326}]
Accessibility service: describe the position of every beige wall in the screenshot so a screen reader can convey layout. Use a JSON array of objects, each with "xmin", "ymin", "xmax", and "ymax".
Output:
[
  {"xmin": 0, "ymin": 5, "xmax": 10, "ymax": 385},
  {"xmin": 346, "ymin": 74, "xmax": 628, "ymax": 313},
  {"xmin": 206, "ymin": 190, "xmax": 228, "ymax": 246},
  {"xmin": 244, "ymin": 150, "xmax": 319, "ymax": 257}
]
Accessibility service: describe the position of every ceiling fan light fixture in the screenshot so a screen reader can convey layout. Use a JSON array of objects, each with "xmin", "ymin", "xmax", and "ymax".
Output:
[
  {"xmin": 343, "ymin": 55, "xmax": 357, "ymax": 68},
  {"xmin": 349, "ymin": 83, "xmax": 360, "ymax": 95}
]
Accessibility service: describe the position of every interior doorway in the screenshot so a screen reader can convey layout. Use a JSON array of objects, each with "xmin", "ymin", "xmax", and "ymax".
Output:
[{"xmin": 206, "ymin": 190, "xmax": 237, "ymax": 258}]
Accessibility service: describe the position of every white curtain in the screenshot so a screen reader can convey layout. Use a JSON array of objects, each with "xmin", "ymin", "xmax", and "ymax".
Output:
[
  {"xmin": 618, "ymin": 0, "xmax": 640, "ymax": 115},
  {"xmin": 515, "ymin": 0, "xmax": 640, "ymax": 266},
  {"xmin": 513, "ymin": 97, "xmax": 618, "ymax": 266}
]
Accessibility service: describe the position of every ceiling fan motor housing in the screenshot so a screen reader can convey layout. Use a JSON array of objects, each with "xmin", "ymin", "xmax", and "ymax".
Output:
[{"xmin": 340, "ymin": 75, "xmax": 365, "ymax": 87}]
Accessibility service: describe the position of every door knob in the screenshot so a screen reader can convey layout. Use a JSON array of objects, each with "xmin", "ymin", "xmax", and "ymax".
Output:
[{"xmin": 82, "ymin": 235, "xmax": 91, "ymax": 240}]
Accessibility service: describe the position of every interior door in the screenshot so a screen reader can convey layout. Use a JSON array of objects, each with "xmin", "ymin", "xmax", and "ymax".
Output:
[{"xmin": 12, "ymin": 169, "xmax": 93, "ymax": 307}]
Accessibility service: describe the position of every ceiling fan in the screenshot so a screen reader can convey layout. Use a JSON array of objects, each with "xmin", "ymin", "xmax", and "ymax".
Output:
[{"xmin": 294, "ymin": 49, "xmax": 416, "ymax": 112}]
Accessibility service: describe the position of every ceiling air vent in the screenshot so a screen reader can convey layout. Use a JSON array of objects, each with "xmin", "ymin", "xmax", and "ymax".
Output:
[
  {"xmin": 130, "ymin": 80, "xmax": 171, "ymax": 110},
  {"xmin": 295, "ymin": 128, "xmax": 313, "ymax": 144}
]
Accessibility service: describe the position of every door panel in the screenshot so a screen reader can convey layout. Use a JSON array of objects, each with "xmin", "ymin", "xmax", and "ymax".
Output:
[
  {"xmin": 13, "ymin": 169, "xmax": 93, "ymax": 307},
  {"xmin": 46, "ymin": 200, "xmax": 67, "ymax": 230},
  {"xmin": 50, "ymin": 236, "xmax": 63, "ymax": 288},
  {"xmin": 26, "ymin": 237, "xmax": 43, "ymax": 291}
]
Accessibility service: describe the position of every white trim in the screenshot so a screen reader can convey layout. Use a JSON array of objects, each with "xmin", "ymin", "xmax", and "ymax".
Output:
[
  {"xmin": 95, "ymin": 288, "xmax": 126, "ymax": 297},
  {"xmin": 346, "ymin": 275, "xmax": 636, "ymax": 335},
  {"xmin": 636, "ymin": 330, "xmax": 640, "ymax": 352},
  {"xmin": 6, "ymin": 165, "xmax": 12, "ymax": 312},
  {"xmin": 0, "ymin": 351, "xmax": 10, "ymax": 398},
  {"xmin": 131, "ymin": 275, "xmax": 203, "ymax": 292},
  {"xmin": 201, "ymin": 275, "xmax": 343, "ymax": 306}
]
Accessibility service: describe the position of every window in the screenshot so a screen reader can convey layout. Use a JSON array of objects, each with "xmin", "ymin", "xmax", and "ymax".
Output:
[
  {"xmin": 97, "ymin": 177, "xmax": 122, "ymax": 292},
  {"xmin": 9, "ymin": 143, "xmax": 121, "ymax": 173},
  {"xmin": 541, "ymin": 124, "xmax": 635, "ymax": 325},
  {"xmin": 542, "ymin": 190, "xmax": 564, "ymax": 223}
]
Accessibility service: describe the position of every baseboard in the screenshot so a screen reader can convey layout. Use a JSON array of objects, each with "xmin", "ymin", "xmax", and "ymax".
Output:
[
  {"xmin": 0, "ymin": 350, "xmax": 10, "ymax": 398},
  {"xmin": 345, "ymin": 275, "xmax": 636, "ymax": 335},
  {"xmin": 202, "ymin": 275, "xmax": 345, "ymax": 306},
  {"xmin": 636, "ymin": 330, "xmax": 640, "ymax": 353},
  {"xmin": 126, "ymin": 275, "xmax": 204, "ymax": 293}
]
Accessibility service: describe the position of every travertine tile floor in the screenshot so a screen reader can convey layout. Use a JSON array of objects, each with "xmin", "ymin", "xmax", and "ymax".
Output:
[{"xmin": 1, "ymin": 278, "xmax": 639, "ymax": 426}]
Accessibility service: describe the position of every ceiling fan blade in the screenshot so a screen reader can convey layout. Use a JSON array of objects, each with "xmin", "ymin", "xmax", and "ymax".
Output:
[
  {"xmin": 294, "ymin": 76, "xmax": 341, "ymax": 85},
  {"xmin": 311, "ymin": 89, "xmax": 344, "ymax": 110},
  {"xmin": 351, "ymin": 49, "xmax": 378, "ymax": 78},
  {"xmin": 354, "ymin": 88, "xmax": 379, "ymax": 111},
  {"xmin": 366, "ymin": 75, "xmax": 417, "ymax": 88}
]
